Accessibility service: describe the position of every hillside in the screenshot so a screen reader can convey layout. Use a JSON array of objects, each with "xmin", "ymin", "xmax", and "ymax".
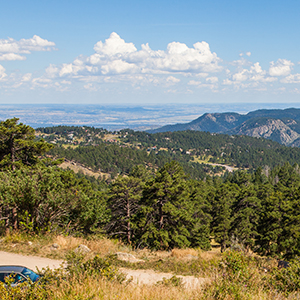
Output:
[
  {"xmin": 35, "ymin": 126, "xmax": 300, "ymax": 181},
  {"xmin": 149, "ymin": 108, "xmax": 300, "ymax": 146}
]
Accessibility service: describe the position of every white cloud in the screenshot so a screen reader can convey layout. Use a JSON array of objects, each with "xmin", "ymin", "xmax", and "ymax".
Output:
[
  {"xmin": 281, "ymin": 73, "xmax": 300, "ymax": 83},
  {"xmin": 269, "ymin": 59, "xmax": 294, "ymax": 76},
  {"xmin": 222, "ymin": 79, "xmax": 233, "ymax": 85},
  {"xmin": 188, "ymin": 80, "xmax": 202, "ymax": 86},
  {"xmin": 46, "ymin": 64, "xmax": 59, "ymax": 78},
  {"xmin": 0, "ymin": 35, "xmax": 56, "ymax": 61},
  {"xmin": 0, "ymin": 65, "xmax": 7, "ymax": 80},
  {"xmin": 3, "ymin": 32, "xmax": 299, "ymax": 96},
  {"xmin": 239, "ymin": 52, "xmax": 251, "ymax": 57},
  {"xmin": 84, "ymin": 83, "xmax": 98, "ymax": 91},
  {"xmin": 233, "ymin": 69, "xmax": 249, "ymax": 82},
  {"xmin": 0, "ymin": 53, "xmax": 26, "ymax": 61},
  {"xmin": 228, "ymin": 62, "xmax": 276, "ymax": 85},
  {"xmin": 21, "ymin": 73, "xmax": 32, "ymax": 82},
  {"xmin": 94, "ymin": 32, "xmax": 137, "ymax": 56},
  {"xmin": 46, "ymin": 32, "xmax": 222, "ymax": 80},
  {"xmin": 166, "ymin": 76, "xmax": 180, "ymax": 83},
  {"xmin": 101, "ymin": 59, "xmax": 138, "ymax": 75},
  {"xmin": 206, "ymin": 76, "xmax": 218, "ymax": 83}
]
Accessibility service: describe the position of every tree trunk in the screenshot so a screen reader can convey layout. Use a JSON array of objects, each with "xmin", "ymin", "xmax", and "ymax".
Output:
[
  {"xmin": 127, "ymin": 198, "xmax": 131, "ymax": 244},
  {"xmin": 12, "ymin": 207, "xmax": 17, "ymax": 230},
  {"xmin": 159, "ymin": 202, "xmax": 164, "ymax": 229},
  {"xmin": 9, "ymin": 136, "xmax": 15, "ymax": 171},
  {"xmin": 5, "ymin": 207, "xmax": 10, "ymax": 235}
]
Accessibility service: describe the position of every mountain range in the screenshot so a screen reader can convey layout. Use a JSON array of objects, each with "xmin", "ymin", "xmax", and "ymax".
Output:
[{"xmin": 148, "ymin": 108, "xmax": 300, "ymax": 147}]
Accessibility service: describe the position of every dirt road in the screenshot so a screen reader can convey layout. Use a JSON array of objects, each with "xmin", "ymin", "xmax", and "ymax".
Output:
[
  {"xmin": 120, "ymin": 268, "xmax": 210, "ymax": 289},
  {"xmin": 0, "ymin": 251, "xmax": 63, "ymax": 271},
  {"xmin": 0, "ymin": 251, "xmax": 209, "ymax": 288}
]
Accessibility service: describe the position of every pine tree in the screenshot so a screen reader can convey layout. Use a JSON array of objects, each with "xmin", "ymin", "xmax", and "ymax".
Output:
[
  {"xmin": 230, "ymin": 184, "xmax": 260, "ymax": 251},
  {"xmin": 141, "ymin": 161, "xmax": 193, "ymax": 250},
  {"xmin": 212, "ymin": 182, "xmax": 239, "ymax": 252},
  {"xmin": 188, "ymin": 180, "xmax": 213, "ymax": 250},
  {"xmin": 107, "ymin": 174, "xmax": 145, "ymax": 244},
  {"xmin": 0, "ymin": 118, "xmax": 53, "ymax": 170}
]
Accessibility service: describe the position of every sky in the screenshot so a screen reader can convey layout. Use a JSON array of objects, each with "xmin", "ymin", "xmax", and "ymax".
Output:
[{"xmin": 1, "ymin": 0, "xmax": 300, "ymax": 106}]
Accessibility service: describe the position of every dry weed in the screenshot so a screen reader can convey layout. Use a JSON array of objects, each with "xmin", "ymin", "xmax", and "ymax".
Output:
[
  {"xmin": 171, "ymin": 248, "xmax": 199, "ymax": 258},
  {"xmin": 199, "ymin": 249, "xmax": 221, "ymax": 261},
  {"xmin": 50, "ymin": 275, "xmax": 203, "ymax": 300},
  {"xmin": 54, "ymin": 235, "xmax": 120, "ymax": 255}
]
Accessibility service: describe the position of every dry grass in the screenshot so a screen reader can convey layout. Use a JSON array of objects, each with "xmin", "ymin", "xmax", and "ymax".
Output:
[
  {"xmin": 40, "ymin": 274, "xmax": 300, "ymax": 300},
  {"xmin": 49, "ymin": 275, "xmax": 203, "ymax": 300},
  {"xmin": 199, "ymin": 249, "xmax": 222, "ymax": 261},
  {"xmin": 171, "ymin": 248, "xmax": 199, "ymax": 258},
  {"xmin": 0, "ymin": 232, "xmax": 123, "ymax": 260},
  {"xmin": 54, "ymin": 235, "xmax": 120, "ymax": 255}
]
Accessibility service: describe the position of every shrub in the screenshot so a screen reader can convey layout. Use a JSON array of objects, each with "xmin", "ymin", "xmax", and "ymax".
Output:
[
  {"xmin": 268, "ymin": 258, "xmax": 300, "ymax": 295},
  {"xmin": 65, "ymin": 251, "xmax": 126, "ymax": 283},
  {"xmin": 0, "ymin": 274, "xmax": 49, "ymax": 300},
  {"xmin": 156, "ymin": 276, "xmax": 183, "ymax": 288}
]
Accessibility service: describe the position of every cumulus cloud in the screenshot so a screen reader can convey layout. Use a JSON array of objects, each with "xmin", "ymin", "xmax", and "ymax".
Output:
[
  {"xmin": 281, "ymin": 73, "xmax": 300, "ymax": 83},
  {"xmin": 94, "ymin": 32, "xmax": 137, "ymax": 55},
  {"xmin": 269, "ymin": 59, "xmax": 294, "ymax": 76},
  {"xmin": 4, "ymin": 32, "xmax": 298, "ymax": 95},
  {"xmin": 48, "ymin": 32, "xmax": 222, "ymax": 80},
  {"xmin": 0, "ymin": 53, "xmax": 26, "ymax": 61},
  {"xmin": 226, "ymin": 62, "xmax": 276, "ymax": 86},
  {"xmin": 0, "ymin": 35, "xmax": 56, "ymax": 61}
]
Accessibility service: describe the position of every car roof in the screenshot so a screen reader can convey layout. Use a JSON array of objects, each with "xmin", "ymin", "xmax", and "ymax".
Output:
[{"xmin": 0, "ymin": 266, "xmax": 26, "ymax": 272}]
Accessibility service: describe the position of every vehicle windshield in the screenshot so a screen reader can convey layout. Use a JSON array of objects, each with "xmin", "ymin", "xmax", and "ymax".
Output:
[{"xmin": 21, "ymin": 268, "xmax": 40, "ymax": 282}]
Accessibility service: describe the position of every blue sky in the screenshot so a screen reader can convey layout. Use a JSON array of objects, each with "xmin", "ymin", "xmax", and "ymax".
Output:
[{"xmin": 1, "ymin": 0, "xmax": 300, "ymax": 105}]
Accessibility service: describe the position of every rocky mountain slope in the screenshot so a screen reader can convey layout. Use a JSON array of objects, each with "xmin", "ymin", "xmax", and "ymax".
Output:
[{"xmin": 149, "ymin": 108, "xmax": 300, "ymax": 146}]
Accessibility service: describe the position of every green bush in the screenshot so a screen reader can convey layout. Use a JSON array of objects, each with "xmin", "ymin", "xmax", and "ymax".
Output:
[
  {"xmin": 204, "ymin": 251, "xmax": 260, "ymax": 300},
  {"xmin": 0, "ymin": 274, "xmax": 49, "ymax": 300},
  {"xmin": 156, "ymin": 275, "xmax": 183, "ymax": 288},
  {"xmin": 65, "ymin": 251, "xmax": 126, "ymax": 283},
  {"xmin": 222, "ymin": 250, "xmax": 250, "ymax": 278},
  {"xmin": 268, "ymin": 258, "xmax": 300, "ymax": 295}
]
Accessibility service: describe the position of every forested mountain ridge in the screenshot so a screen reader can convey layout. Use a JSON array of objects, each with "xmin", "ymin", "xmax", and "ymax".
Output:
[
  {"xmin": 35, "ymin": 124, "xmax": 300, "ymax": 180},
  {"xmin": 149, "ymin": 108, "xmax": 300, "ymax": 146}
]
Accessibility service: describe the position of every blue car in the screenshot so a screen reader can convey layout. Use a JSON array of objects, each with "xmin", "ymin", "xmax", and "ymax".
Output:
[{"xmin": 0, "ymin": 266, "xmax": 40, "ymax": 286}]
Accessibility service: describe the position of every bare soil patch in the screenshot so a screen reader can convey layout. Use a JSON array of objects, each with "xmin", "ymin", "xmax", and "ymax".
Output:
[{"xmin": 59, "ymin": 161, "xmax": 111, "ymax": 179}]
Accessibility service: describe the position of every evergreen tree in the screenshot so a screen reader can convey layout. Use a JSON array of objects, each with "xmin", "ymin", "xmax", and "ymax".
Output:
[
  {"xmin": 211, "ymin": 182, "xmax": 239, "ymax": 252},
  {"xmin": 107, "ymin": 174, "xmax": 145, "ymax": 244},
  {"xmin": 188, "ymin": 180, "xmax": 213, "ymax": 250},
  {"xmin": 0, "ymin": 118, "xmax": 53, "ymax": 170},
  {"xmin": 230, "ymin": 184, "xmax": 260, "ymax": 251},
  {"xmin": 141, "ymin": 161, "xmax": 193, "ymax": 250}
]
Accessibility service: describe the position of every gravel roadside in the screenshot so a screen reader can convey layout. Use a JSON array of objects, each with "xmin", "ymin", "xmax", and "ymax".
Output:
[{"xmin": 0, "ymin": 251, "xmax": 63, "ymax": 271}]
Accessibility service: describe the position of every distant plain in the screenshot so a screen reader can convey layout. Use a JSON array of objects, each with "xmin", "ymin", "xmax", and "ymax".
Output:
[{"xmin": 1, "ymin": 103, "xmax": 300, "ymax": 131}]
